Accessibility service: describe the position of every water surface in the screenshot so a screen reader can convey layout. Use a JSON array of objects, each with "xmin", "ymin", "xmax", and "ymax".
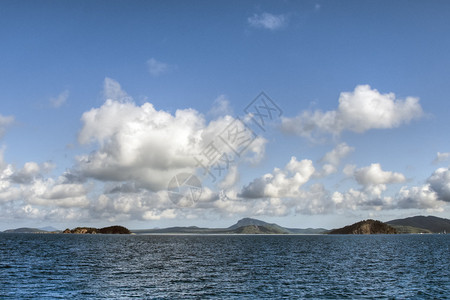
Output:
[{"xmin": 0, "ymin": 234, "xmax": 448, "ymax": 299}]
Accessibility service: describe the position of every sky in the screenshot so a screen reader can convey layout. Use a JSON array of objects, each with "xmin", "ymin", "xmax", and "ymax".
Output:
[{"xmin": 0, "ymin": 0, "xmax": 449, "ymax": 230}]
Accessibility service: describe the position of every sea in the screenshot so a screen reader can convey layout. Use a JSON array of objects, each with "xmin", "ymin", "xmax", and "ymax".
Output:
[{"xmin": 0, "ymin": 234, "xmax": 448, "ymax": 299}]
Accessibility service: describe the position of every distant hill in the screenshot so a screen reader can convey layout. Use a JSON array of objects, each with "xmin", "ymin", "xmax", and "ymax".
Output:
[
  {"xmin": 329, "ymin": 220, "xmax": 397, "ymax": 234},
  {"xmin": 132, "ymin": 218, "xmax": 327, "ymax": 234},
  {"xmin": 3, "ymin": 227, "xmax": 48, "ymax": 233},
  {"xmin": 228, "ymin": 218, "xmax": 290, "ymax": 234},
  {"xmin": 389, "ymin": 225, "xmax": 432, "ymax": 234},
  {"xmin": 387, "ymin": 216, "xmax": 450, "ymax": 233}
]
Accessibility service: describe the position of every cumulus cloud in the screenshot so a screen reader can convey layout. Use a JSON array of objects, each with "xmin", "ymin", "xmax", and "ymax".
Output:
[
  {"xmin": 77, "ymin": 79, "xmax": 266, "ymax": 192},
  {"xmin": 0, "ymin": 157, "xmax": 91, "ymax": 211},
  {"xmin": 396, "ymin": 185, "xmax": 444, "ymax": 210},
  {"xmin": 281, "ymin": 85, "xmax": 424, "ymax": 139},
  {"xmin": 248, "ymin": 12, "xmax": 287, "ymax": 30},
  {"xmin": 427, "ymin": 167, "xmax": 450, "ymax": 202},
  {"xmin": 10, "ymin": 162, "xmax": 41, "ymax": 184},
  {"xmin": 50, "ymin": 90, "xmax": 69, "ymax": 108},
  {"xmin": 330, "ymin": 164, "xmax": 450, "ymax": 211},
  {"xmin": 354, "ymin": 163, "xmax": 406, "ymax": 186},
  {"xmin": 240, "ymin": 156, "xmax": 315, "ymax": 199},
  {"xmin": 433, "ymin": 152, "xmax": 450, "ymax": 164},
  {"xmin": 147, "ymin": 58, "xmax": 172, "ymax": 77}
]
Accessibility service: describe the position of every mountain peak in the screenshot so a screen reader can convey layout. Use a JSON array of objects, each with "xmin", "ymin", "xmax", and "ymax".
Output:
[{"xmin": 228, "ymin": 217, "xmax": 272, "ymax": 229}]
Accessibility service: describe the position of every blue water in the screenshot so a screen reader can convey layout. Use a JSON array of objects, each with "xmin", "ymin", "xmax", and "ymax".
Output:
[{"xmin": 0, "ymin": 234, "xmax": 448, "ymax": 299}]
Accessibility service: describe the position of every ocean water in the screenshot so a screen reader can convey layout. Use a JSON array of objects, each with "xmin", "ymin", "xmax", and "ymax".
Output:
[{"xmin": 0, "ymin": 234, "xmax": 448, "ymax": 299}]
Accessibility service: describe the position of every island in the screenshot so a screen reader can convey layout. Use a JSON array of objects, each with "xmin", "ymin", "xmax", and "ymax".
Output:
[
  {"xmin": 2, "ymin": 215, "xmax": 448, "ymax": 235},
  {"xmin": 63, "ymin": 225, "xmax": 131, "ymax": 234},
  {"xmin": 329, "ymin": 219, "xmax": 397, "ymax": 234}
]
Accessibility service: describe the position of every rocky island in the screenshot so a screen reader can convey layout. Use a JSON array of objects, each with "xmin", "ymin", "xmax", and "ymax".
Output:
[
  {"xmin": 63, "ymin": 225, "xmax": 131, "ymax": 234},
  {"xmin": 329, "ymin": 219, "xmax": 397, "ymax": 234}
]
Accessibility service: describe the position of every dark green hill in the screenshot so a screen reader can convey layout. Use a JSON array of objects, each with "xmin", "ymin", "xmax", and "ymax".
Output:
[
  {"xmin": 387, "ymin": 216, "xmax": 450, "ymax": 233},
  {"xmin": 63, "ymin": 225, "xmax": 131, "ymax": 234},
  {"xmin": 329, "ymin": 220, "xmax": 397, "ymax": 234}
]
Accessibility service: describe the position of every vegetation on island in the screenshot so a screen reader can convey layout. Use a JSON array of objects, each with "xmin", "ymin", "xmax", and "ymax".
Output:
[
  {"xmin": 63, "ymin": 225, "xmax": 131, "ymax": 234},
  {"xmin": 329, "ymin": 219, "xmax": 397, "ymax": 234}
]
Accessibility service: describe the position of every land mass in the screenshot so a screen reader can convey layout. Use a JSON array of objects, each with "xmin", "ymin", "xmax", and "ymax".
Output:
[
  {"xmin": 329, "ymin": 219, "xmax": 397, "ymax": 234},
  {"xmin": 63, "ymin": 225, "xmax": 131, "ymax": 234},
  {"xmin": 2, "ymin": 215, "xmax": 448, "ymax": 235},
  {"xmin": 132, "ymin": 218, "xmax": 327, "ymax": 234},
  {"xmin": 387, "ymin": 215, "xmax": 450, "ymax": 234},
  {"xmin": 2, "ymin": 227, "xmax": 54, "ymax": 234}
]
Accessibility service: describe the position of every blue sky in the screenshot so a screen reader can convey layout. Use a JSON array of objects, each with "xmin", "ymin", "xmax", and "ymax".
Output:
[{"xmin": 0, "ymin": 0, "xmax": 449, "ymax": 230}]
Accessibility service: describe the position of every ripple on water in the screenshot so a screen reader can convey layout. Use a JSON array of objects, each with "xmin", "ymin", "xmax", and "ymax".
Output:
[{"xmin": 0, "ymin": 234, "xmax": 449, "ymax": 299}]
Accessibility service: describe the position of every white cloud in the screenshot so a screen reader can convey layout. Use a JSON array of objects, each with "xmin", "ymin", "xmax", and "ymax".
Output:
[
  {"xmin": 330, "ymin": 164, "xmax": 450, "ymax": 211},
  {"xmin": 397, "ymin": 185, "xmax": 444, "ymax": 210},
  {"xmin": 77, "ymin": 79, "xmax": 266, "ymax": 192},
  {"xmin": 320, "ymin": 143, "xmax": 354, "ymax": 166},
  {"xmin": 427, "ymin": 167, "xmax": 450, "ymax": 202},
  {"xmin": 50, "ymin": 90, "xmax": 69, "ymax": 108},
  {"xmin": 240, "ymin": 156, "xmax": 315, "ymax": 199},
  {"xmin": 281, "ymin": 85, "xmax": 424, "ymax": 139},
  {"xmin": 314, "ymin": 143, "xmax": 354, "ymax": 178},
  {"xmin": 147, "ymin": 58, "xmax": 171, "ymax": 77},
  {"xmin": 28, "ymin": 180, "xmax": 90, "ymax": 208},
  {"xmin": 354, "ymin": 163, "xmax": 406, "ymax": 186},
  {"xmin": 433, "ymin": 152, "xmax": 450, "ymax": 164},
  {"xmin": 248, "ymin": 12, "xmax": 287, "ymax": 30},
  {"xmin": 10, "ymin": 162, "xmax": 41, "ymax": 184}
]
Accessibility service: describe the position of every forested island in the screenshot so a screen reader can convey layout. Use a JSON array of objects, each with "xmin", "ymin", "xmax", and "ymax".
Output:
[
  {"xmin": 329, "ymin": 219, "xmax": 397, "ymax": 234},
  {"xmin": 63, "ymin": 225, "xmax": 131, "ymax": 234}
]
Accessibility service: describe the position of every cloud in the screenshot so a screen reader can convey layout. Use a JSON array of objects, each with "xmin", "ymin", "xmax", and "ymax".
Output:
[
  {"xmin": 0, "ymin": 114, "xmax": 14, "ymax": 139},
  {"xmin": 427, "ymin": 167, "xmax": 450, "ymax": 202},
  {"xmin": 50, "ymin": 90, "xmax": 69, "ymax": 108},
  {"xmin": 208, "ymin": 95, "xmax": 233, "ymax": 117},
  {"xmin": 147, "ymin": 58, "xmax": 172, "ymax": 77},
  {"xmin": 397, "ymin": 185, "xmax": 444, "ymax": 210},
  {"xmin": 10, "ymin": 162, "xmax": 41, "ymax": 184},
  {"xmin": 433, "ymin": 152, "xmax": 450, "ymax": 164},
  {"xmin": 320, "ymin": 143, "xmax": 354, "ymax": 166},
  {"xmin": 281, "ymin": 85, "xmax": 424, "ymax": 139},
  {"xmin": 77, "ymin": 79, "xmax": 266, "ymax": 192},
  {"xmin": 331, "ymin": 164, "xmax": 450, "ymax": 211},
  {"xmin": 103, "ymin": 77, "xmax": 132, "ymax": 102},
  {"xmin": 314, "ymin": 143, "xmax": 354, "ymax": 177},
  {"xmin": 240, "ymin": 156, "xmax": 315, "ymax": 199},
  {"xmin": 354, "ymin": 163, "xmax": 406, "ymax": 186},
  {"xmin": 248, "ymin": 12, "xmax": 288, "ymax": 30}
]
